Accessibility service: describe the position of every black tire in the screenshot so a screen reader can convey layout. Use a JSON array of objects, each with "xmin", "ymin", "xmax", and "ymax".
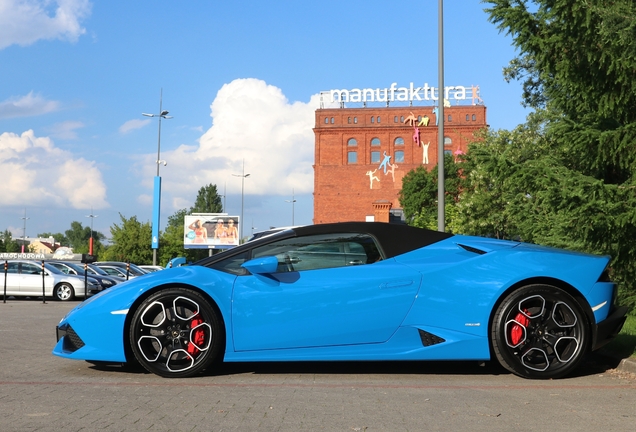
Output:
[
  {"xmin": 129, "ymin": 288, "xmax": 223, "ymax": 378},
  {"xmin": 54, "ymin": 283, "xmax": 75, "ymax": 301},
  {"xmin": 491, "ymin": 284, "xmax": 590, "ymax": 379}
]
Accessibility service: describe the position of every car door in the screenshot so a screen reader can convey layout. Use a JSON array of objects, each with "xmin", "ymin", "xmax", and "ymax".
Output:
[
  {"xmin": 232, "ymin": 233, "xmax": 422, "ymax": 351},
  {"xmin": 18, "ymin": 262, "xmax": 50, "ymax": 296},
  {"xmin": 3, "ymin": 262, "xmax": 21, "ymax": 296}
]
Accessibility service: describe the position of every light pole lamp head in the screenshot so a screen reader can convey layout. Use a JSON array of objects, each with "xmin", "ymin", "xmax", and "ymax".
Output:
[
  {"xmin": 142, "ymin": 113, "xmax": 154, "ymax": 117},
  {"xmin": 157, "ymin": 160, "xmax": 167, "ymax": 166}
]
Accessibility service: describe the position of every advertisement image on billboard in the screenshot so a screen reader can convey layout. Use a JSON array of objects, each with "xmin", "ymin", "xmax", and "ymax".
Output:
[{"xmin": 183, "ymin": 215, "xmax": 240, "ymax": 249}]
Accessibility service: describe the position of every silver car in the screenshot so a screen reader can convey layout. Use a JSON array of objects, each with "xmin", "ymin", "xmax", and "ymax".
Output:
[{"xmin": 2, "ymin": 260, "xmax": 98, "ymax": 301}]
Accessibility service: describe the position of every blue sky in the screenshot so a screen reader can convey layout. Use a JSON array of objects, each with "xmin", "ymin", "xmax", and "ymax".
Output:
[{"xmin": 0, "ymin": 0, "xmax": 528, "ymax": 243}]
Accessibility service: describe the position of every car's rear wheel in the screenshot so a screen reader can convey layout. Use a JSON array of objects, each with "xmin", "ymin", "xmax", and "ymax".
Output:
[
  {"xmin": 491, "ymin": 284, "xmax": 589, "ymax": 379},
  {"xmin": 54, "ymin": 283, "xmax": 75, "ymax": 301},
  {"xmin": 129, "ymin": 288, "xmax": 222, "ymax": 378}
]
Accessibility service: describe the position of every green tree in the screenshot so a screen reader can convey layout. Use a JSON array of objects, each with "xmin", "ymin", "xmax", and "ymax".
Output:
[
  {"xmin": 471, "ymin": 0, "xmax": 636, "ymax": 311},
  {"xmin": 399, "ymin": 153, "xmax": 463, "ymax": 231},
  {"xmin": 0, "ymin": 230, "xmax": 20, "ymax": 253},
  {"xmin": 63, "ymin": 222, "xmax": 106, "ymax": 255},
  {"xmin": 103, "ymin": 214, "xmax": 152, "ymax": 264},
  {"xmin": 190, "ymin": 184, "xmax": 223, "ymax": 214}
]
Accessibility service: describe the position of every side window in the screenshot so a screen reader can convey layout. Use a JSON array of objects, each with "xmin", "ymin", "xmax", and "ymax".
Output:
[
  {"xmin": 207, "ymin": 251, "xmax": 249, "ymax": 275},
  {"xmin": 22, "ymin": 263, "xmax": 41, "ymax": 275},
  {"xmin": 6, "ymin": 262, "xmax": 19, "ymax": 274},
  {"xmin": 251, "ymin": 233, "xmax": 382, "ymax": 273}
]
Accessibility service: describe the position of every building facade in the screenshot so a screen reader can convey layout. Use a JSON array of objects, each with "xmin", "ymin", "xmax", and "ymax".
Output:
[{"xmin": 313, "ymin": 104, "xmax": 487, "ymax": 224}]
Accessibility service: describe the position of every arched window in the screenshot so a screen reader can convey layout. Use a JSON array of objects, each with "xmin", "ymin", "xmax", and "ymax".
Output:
[
  {"xmin": 394, "ymin": 137, "xmax": 404, "ymax": 146},
  {"xmin": 447, "ymin": 115, "xmax": 452, "ymax": 122},
  {"xmin": 354, "ymin": 117, "xmax": 358, "ymax": 124},
  {"xmin": 330, "ymin": 117, "xmax": 335, "ymax": 124},
  {"xmin": 371, "ymin": 138, "xmax": 381, "ymax": 146},
  {"xmin": 444, "ymin": 136, "xmax": 452, "ymax": 145},
  {"xmin": 395, "ymin": 151, "xmax": 405, "ymax": 163},
  {"xmin": 394, "ymin": 116, "xmax": 398, "ymax": 123},
  {"xmin": 347, "ymin": 138, "xmax": 357, "ymax": 146},
  {"xmin": 377, "ymin": 116, "xmax": 381, "ymax": 123},
  {"xmin": 472, "ymin": 114, "xmax": 476, "ymax": 121},
  {"xmin": 348, "ymin": 117, "xmax": 351, "ymax": 124},
  {"xmin": 324, "ymin": 117, "xmax": 329, "ymax": 124},
  {"xmin": 371, "ymin": 116, "xmax": 375, "ymax": 123},
  {"xmin": 466, "ymin": 114, "xmax": 470, "ymax": 121}
]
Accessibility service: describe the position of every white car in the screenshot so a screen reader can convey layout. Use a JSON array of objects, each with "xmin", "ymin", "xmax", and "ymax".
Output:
[
  {"xmin": 3, "ymin": 260, "xmax": 98, "ymax": 301},
  {"xmin": 138, "ymin": 265, "xmax": 164, "ymax": 273}
]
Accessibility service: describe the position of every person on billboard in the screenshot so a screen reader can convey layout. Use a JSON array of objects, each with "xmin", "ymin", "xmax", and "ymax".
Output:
[
  {"xmin": 213, "ymin": 219, "xmax": 228, "ymax": 242},
  {"xmin": 226, "ymin": 219, "xmax": 239, "ymax": 244},
  {"xmin": 188, "ymin": 219, "xmax": 207, "ymax": 244}
]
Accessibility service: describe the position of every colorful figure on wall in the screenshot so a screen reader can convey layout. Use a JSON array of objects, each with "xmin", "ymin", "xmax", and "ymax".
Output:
[
  {"xmin": 386, "ymin": 162, "xmax": 398, "ymax": 182},
  {"xmin": 418, "ymin": 115, "xmax": 429, "ymax": 127},
  {"xmin": 432, "ymin": 106, "xmax": 439, "ymax": 126},
  {"xmin": 366, "ymin": 169, "xmax": 380, "ymax": 189},
  {"xmin": 403, "ymin": 112, "xmax": 417, "ymax": 126},
  {"xmin": 378, "ymin": 151, "xmax": 392, "ymax": 174},
  {"xmin": 444, "ymin": 98, "xmax": 451, "ymax": 108},
  {"xmin": 423, "ymin": 141, "xmax": 430, "ymax": 164},
  {"xmin": 471, "ymin": 85, "xmax": 483, "ymax": 105},
  {"xmin": 413, "ymin": 126, "xmax": 420, "ymax": 146}
]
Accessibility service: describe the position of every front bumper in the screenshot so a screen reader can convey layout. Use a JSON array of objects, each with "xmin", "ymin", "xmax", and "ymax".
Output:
[{"xmin": 593, "ymin": 305, "xmax": 628, "ymax": 351}]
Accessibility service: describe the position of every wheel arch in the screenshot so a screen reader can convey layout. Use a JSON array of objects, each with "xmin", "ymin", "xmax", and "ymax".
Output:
[
  {"xmin": 486, "ymin": 276, "xmax": 595, "ymax": 356},
  {"xmin": 122, "ymin": 282, "xmax": 227, "ymax": 364}
]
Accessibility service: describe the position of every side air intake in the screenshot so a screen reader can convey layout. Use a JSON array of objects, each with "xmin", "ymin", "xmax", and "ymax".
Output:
[{"xmin": 418, "ymin": 329, "xmax": 446, "ymax": 347}]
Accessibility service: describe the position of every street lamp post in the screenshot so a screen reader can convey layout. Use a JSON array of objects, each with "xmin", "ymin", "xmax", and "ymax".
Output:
[
  {"xmin": 143, "ymin": 89, "xmax": 172, "ymax": 266},
  {"xmin": 21, "ymin": 209, "xmax": 29, "ymax": 253},
  {"xmin": 437, "ymin": 0, "xmax": 445, "ymax": 232},
  {"xmin": 285, "ymin": 188, "xmax": 297, "ymax": 225},
  {"xmin": 86, "ymin": 207, "xmax": 98, "ymax": 255},
  {"xmin": 232, "ymin": 160, "xmax": 250, "ymax": 242}
]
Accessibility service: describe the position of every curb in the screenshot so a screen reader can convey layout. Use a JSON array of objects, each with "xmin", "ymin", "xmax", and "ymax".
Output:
[{"xmin": 616, "ymin": 357, "xmax": 636, "ymax": 374}]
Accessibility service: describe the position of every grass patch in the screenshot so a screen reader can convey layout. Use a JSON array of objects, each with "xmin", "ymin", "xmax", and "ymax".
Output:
[{"xmin": 601, "ymin": 315, "xmax": 636, "ymax": 359}]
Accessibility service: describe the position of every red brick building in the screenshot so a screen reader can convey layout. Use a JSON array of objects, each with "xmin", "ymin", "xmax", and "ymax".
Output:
[{"xmin": 313, "ymin": 104, "xmax": 487, "ymax": 224}]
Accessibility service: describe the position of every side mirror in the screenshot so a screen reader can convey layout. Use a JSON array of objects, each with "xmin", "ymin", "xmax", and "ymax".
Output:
[{"xmin": 241, "ymin": 256, "xmax": 278, "ymax": 275}]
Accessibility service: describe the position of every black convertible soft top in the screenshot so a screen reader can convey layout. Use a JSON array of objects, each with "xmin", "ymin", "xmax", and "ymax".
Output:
[
  {"xmin": 289, "ymin": 222, "xmax": 453, "ymax": 258},
  {"xmin": 197, "ymin": 222, "xmax": 453, "ymax": 267}
]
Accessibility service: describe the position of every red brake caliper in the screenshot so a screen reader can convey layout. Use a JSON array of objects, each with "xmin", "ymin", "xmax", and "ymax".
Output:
[
  {"xmin": 510, "ymin": 309, "xmax": 530, "ymax": 346},
  {"xmin": 186, "ymin": 317, "xmax": 205, "ymax": 355}
]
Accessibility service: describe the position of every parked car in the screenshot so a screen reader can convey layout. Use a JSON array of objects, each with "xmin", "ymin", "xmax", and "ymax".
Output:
[
  {"xmin": 247, "ymin": 226, "xmax": 302, "ymax": 242},
  {"xmin": 84, "ymin": 264, "xmax": 126, "ymax": 283},
  {"xmin": 54, "ymin": 222, "xmax": 627, "ymax": 379},
  {"xmin": 96, "ymin": 265, "xmax": 135, "ymax": 279},
  {"xmin": 3, "ymin": 260, "xmax": 99, "ymax": 301},
  {"xmin": 46, "ymin": 261, "xmax": 119, "ymax": 292},
  {"xmin": 139, "ymin": 265, "xmax": 164, "ymax": 273},
  {"xmin": 94, "ymin": 261, "xmax": 148, "ymax": 277}
]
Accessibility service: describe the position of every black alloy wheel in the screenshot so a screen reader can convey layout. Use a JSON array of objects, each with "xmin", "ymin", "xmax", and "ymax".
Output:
[
  {"xmin": 130, "ymin": 288, "xmax": 222, "ymax": 378},
  {"xmin": 491, "ymin": 284, "xmax": 590, "ymax": 379}
]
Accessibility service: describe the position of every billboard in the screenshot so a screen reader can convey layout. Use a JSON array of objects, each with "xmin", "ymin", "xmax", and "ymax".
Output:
[{"xmin": 183, "ymin": 214, "xmax": 240, "ymax": 249}]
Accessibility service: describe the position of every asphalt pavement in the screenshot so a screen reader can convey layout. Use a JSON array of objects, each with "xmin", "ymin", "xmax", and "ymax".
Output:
[{"xmin": 1, "ymin": 299, "xmax": 634, "ymax": 432}]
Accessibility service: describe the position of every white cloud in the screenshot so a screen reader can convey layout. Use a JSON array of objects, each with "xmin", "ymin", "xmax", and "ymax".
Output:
[
  {"xmin": 0, "ymin": 92, "xmax": 60, "ymax": 119},
  {"xmin": 139, "ymin": 78, "xmax": 336, "ymax": 210},
  {"xmin": 49, "ymin": 120, "xmax": 84, "ymax": 139},
  {"xmin": 0, "ymin": 129, "xmax": 109, "ymax": 209},
  {"xmin": 0, "ymin": 0, "xmax": 92, "ymax": 49},
  {"xmin": 119, "ymin": 118, "xmax": 151, "ymax": 134}
]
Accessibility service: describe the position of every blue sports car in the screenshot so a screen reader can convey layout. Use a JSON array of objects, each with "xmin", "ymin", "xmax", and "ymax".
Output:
[{"xmin": 53, "ymin": 222, "xmax": 627, "ymax": 379}]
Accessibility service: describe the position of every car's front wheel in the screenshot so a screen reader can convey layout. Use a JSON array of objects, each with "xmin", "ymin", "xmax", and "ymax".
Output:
[
  {"xmin": 54, "ymin": 283, "xmax": 75, "ymax": 301},
  {"xmin": 491, "ymin": 284, "xmax": 590, "ymax": 379},
  {"xmin": 129, "ymin": 288, "xmax": 223, "ymax": 378}
]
